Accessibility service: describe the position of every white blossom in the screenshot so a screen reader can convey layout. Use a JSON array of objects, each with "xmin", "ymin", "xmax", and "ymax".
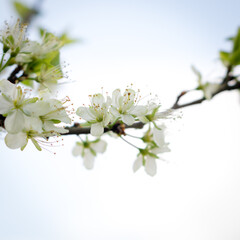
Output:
[
  {"xmin": 202, "ymin": 83, "xmax": 220, "ymax": 100},
  {"xmin": 15, "ymin": 32, "xmax": 62, "ymax": 63},
  {"xmin": 138, "ymin": 102, "xmax": 172, "ymax": 123},
  {"xmin": 133, "ymin": 124, "xmax": 170, "ymax": 176},
  {"xmin": 0, "ymin": 79, "xmax": 37, "ymax": 133},
  {"xmin": 37, "ymin": 64, "xmax": 63, "ymax": 89},
  {"xmin": 76, "ymin": 93, "xmax": 111, "ymax": 136},
  {"xmin": 0, "ymin": 19, "xmax": 27, "ymax": 53},
  {"xmin": 72, "ymin": 139, "xmax": 107, "ymax": 169},
  {"xmin": 23, "ymin": 97, "xmax": 71, "ymax": 134},
  {"xmin": 110, "ymin": 88, "xmax": 147, "ymax": 125}
]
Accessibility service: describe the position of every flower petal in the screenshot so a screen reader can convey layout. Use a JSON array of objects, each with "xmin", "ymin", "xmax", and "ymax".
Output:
[
  {"xmin": 0, "ymin": 79, "xmax": 16, "ymax": 98},
  {"xmin": 111, "ymin": 89, "xmax": 121, "ymax": 108},
  {"xmin": 23, "ymin": 101, "xmax": 50, "ymax": 116},
  {"xmin": 83, "ymin": 149, "xmax": 95, "ymax": 169},
  {"xmin": 130, "ymin": 105, "xmax": 147, "ymax": 116},
  {"xmin": 138, "ymin": 116, "xmax": 149, "ymax": 123},
  {"xmin": 145, "ymin": 156, "xmax": 157, "ymax": 176},
  {"xmin": 5, "ymin": 132, "xmax": 28, "ymax": 149},
  {"xmin": 24, "ymin": 116, "xmax": 43, "ymax": 132},
  {"xmin": 110, "ymin": 107, "xmax": 121, "ymax": 118},
  {"xmin": 121, "ymin": 114, "xmax": 135, "ymax": 125},
  {"xmin": 0, "ymin": 95, "xmax": 13, "ymax": 114},
  {"xmin": 153, "ymin": 127, "xmax": 165, "ymax": 147},
  {"xmin": 133, "ymin": 156, "xmax": 143, "ymax": 172},
  {"xmin": 91, "ymin": 140, "xmax": 107, "ymax": 153},
  {"xmin": 72, "ymin": 144, "xmax": 83, "ymax": 157},
  {"xmin": 43, "ymin": 121, "xmax": 68, "ymax": 134},
  {"xmin": 91, "ymin": 94, "xmax": 104, "ymax": 106},
  {"xmin": 76, "ymin": 107, "xmax": 96, "ymax": 121},
  {"xmin": 90, "ymin": 122, "xmax": 104, "ymax": 136},
  {"xmin": 5, "ymin": 110, "xmax": 25, "ymax": 133}
]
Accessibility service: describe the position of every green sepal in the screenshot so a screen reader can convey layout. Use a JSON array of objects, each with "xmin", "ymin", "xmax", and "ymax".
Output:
[
  {"xmin": 31, "ymin": 138, "xmax": 42, "ymax": 151},
  {"xmin": 20, "ymin": 140, "xmax": 28, "ymax": 151},
  {"xmin": 23, "ymin": 97, "xmax": 38, "ymax": 105},
  {"xmin": 153, "ymin": 121, "xmax": 161, "ymax": 131},
  {"xmin": 89, "ymin": 148, "xmax": 97, "ymax": 156},
  {"xmin": 148, "ymin": 152, "xmax": 159, "ymax": 159},
  {"xmin": 51, "ymin": 119, "xmax": 61, "ymax": 124}
]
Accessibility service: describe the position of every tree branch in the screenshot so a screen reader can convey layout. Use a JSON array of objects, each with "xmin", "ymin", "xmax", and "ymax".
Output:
[
  {"xmin": 7, "ymin": 65, "xmax": 23, "ymax": 84},
  {"xmin": 62, "ymin": 80, "xmax": 240, "ymax": 136}
]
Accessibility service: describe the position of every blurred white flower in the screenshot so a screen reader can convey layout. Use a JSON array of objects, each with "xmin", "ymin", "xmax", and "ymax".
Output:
[
  {"xmin": 15, "ymin": 32, "xmax": 62, "ymax": 63},
  {"xmin": 72, "ymin": 139, "xmax": 107, "ymax": 169},
  {"xmin": 202, "ymin": 83, "xmax": 220, "ymax": 100},
  {"xmin": 138, "ymin": 102, "xmax": 172, "ymax": 124},
  {"xmin": 0, "ymin": 19, "xmax": 27, "ymax": 53},
  {"xmin": 133, "ymin": 124, "xmax": 170, "ymax": 176}
]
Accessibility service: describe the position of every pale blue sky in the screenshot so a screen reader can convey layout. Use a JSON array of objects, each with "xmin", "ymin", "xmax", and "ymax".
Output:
[{"xmin": 0, "ymin": 0, "xmax": 240, "ymax": 240}]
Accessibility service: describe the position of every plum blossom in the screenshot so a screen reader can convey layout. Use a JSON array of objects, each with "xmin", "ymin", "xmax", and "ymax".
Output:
[
  {"xmin": 72, "ymin": 139, "xmax": 107, "ymax": 169},
  {"xmin": 133, "ymin": 124, "xmax": 170, "ymax": 176},
  {"xmin": 202, "ymin": 83, "xmax": 220, "ymax": 100},
  {"xmin": 0, "ymin": 19, "xmax": 27, "ymax": 53},
  {"xmin": 110, "ymin": 88, "xmax": 147, "ymax": 125},
  {"xmin": 15, "ymin": 32, "xmax": 62, "ymax": 63},
  {"xmin": 4, "ymin": 115, "xmax": 59, "ymax": 151},
  {"xmin": 37, "ymin": 64, "xmax": 63, "ymax": 89},
  {"xmin": 76, "ymin": 93, "xmax": 111, "ymax": 136},
  {"xmin": 0, "ymin": 79, "xmax": 38, "ymax": 133},
  {"xmin": 138, "ymin": 102, "xmax": 172, "ymax": 124},
  {"xmin": 133, "ymin": 143, "xmax": 170, "ymax": 176},
  {"xmin": 23, "ymin": 97, "xmax": 71, "ymax": 134}
]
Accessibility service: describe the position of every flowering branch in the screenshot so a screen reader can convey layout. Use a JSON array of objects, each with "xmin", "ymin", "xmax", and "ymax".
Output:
[
  {"xmin": 171, "ymin": 67, "xmax": 240, "ymax": 109},
  {"xmin": 1, "ymin": 11, "xmax": 240, "ymax": 176}
]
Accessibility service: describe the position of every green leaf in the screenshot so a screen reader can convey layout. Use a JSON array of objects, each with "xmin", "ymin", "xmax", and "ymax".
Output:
[
  {"xmin": 59, "ymin": 32, "xmax": 78, "ymax": 46},
  {"xmin": 219, "ymin": 51, "xmax": 230, "ymax": 66},
  {"xmin": 39, "ymin": 27, "xmax": 45, "ymax": 37},
  {"xmin": 230, "ymin": 48, "xmax": 240, "ymax": 65},
  {"xmin": 49, "ymin": 51, "xmax": 60, "ymax": 66},
  {"xmin": 13, "ymin": 1, "xmax": 35, "ymax": 21},
  {"xmin": 233, "ymin": 27, "xmax": 240, "ymax": 53},
  {"xmin": 21, "ymin": 79, "xmax": 34, "ymax": 87},
  {"xmin": 39, "ymin": 27, "xmax": 78, "ymax": 47},
  {"xmin": 191, "ymin": 65, "xmax": 202, "ymax": 85}
]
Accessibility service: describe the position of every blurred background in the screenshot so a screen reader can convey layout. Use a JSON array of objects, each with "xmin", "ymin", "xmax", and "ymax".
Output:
[{"xmin": 0, "ymin": 0, "xmax": 240, "ymax": 239}]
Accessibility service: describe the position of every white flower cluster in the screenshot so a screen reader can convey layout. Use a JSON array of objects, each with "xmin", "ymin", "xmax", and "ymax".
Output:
[
  {"xmin": 133, "ymin": 124, "xmax": 170, "ymax": 176},
  {"xmin": 76, "ymin": 88, "xmax": 170, "ymax": 137},
  {"xmin": 74, "ymin": 88, "xmax": 172, "ymax": 175},
  {"xmin": 0, "ymin": 19, "xmax": 173, "ymax": 176},
  {"xmin": 0, "ymin": 79, "xmax": 71, "ymax": 150},
  {"xmin": 0, "ymin": 20, "xmax": 64, "ymax": 90}
]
